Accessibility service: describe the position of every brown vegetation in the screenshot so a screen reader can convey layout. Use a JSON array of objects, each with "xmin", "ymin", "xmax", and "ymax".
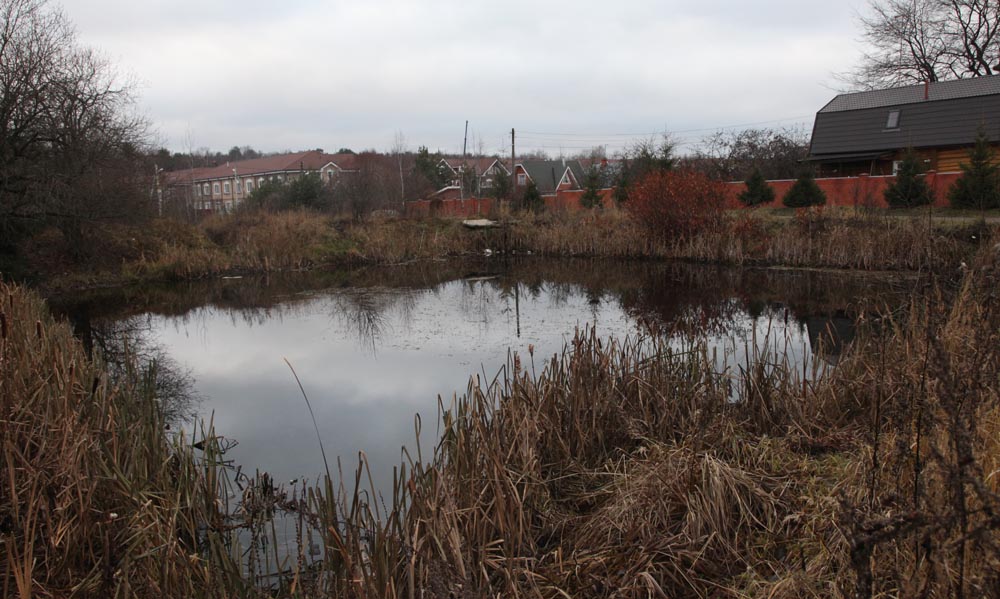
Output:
[
  {"xmin": 497, "ymin": 207, "xmax": 979, "ymax": 272},
  {"xmin": 10, "ymin": 205, "xmax": 989, "ymax": 295},
  {"xmin": 5, "ymin": 241, "xmax": 1000, "ymax": 597}
]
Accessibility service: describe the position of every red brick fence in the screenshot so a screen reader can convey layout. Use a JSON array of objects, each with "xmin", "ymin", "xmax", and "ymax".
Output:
[
  {"xmin": 722, "ymin": 172, "xmax": 960, "ymax": 209},
  {"xmin": 405, "ymin": 173, "xmax": 962, "ymax": 217},
  {"xmin": 404, "ymin": 189, "xmax": 616, "ymax": 218}
]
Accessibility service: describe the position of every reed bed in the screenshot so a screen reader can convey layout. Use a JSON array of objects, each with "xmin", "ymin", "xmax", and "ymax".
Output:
[
  {"xmin": 343, "ymin": 218, "xmax": 478, "ymax": 264},
  {"xmin": 497, "ymin": 208, "xmax": 977, "ymax": 272},
  {"xmin": 7, "ymin": 240, "xmax": 1000, "ymax": 597},
  {"xmin": 0, "ymin": 282, "xmax": 247, "ymax": 598},
  {"xmin": 17, "ymin": 206, "xmax": 987, "ymax": 294}
]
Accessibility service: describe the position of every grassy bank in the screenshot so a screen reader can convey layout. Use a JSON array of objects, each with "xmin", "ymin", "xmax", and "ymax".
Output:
[
  {"xmin": 5, "ymin": 242, "xmax": 1000, "ymax": 597},
  {"xmin": 0, "ymin": 281, "xmax": 244, "ymax": 598},
  {"xmin": 499, "ymin": 207, "xmax": 982, "ymax": 271},
  {"xmin": 6, "ymin": 206, "xmax": 992, "ymax": 293}
]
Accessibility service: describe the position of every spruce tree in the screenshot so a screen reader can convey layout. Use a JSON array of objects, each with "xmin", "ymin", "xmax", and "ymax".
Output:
[
  {"xmin": 948, "ymin": 127, "xmax": 1000, "ymax": 210},
  {"xmin": 581, "ymin": 167, "xmax": 603, "ymax": 209},
  {"xmin": 490, "ymin": 168, "xmax": 511, "ymax": 200},
  {"xmin": 613, "ymin": 169, "xmax": 629, "ymax": 206},
  {"xmin": 782, "ymin": 169, "xmax": 826, "ymax": 208},
  {"xmin": 884, "ymin": 149, "xmax": 933, "ymax": 208},
  {"xmin": 738, "ymin": 168, "xmax": 775, "ymax": 207},
  {"xmin": 522, "ymin": 181, "xmax": 544, "ymax": 213}
]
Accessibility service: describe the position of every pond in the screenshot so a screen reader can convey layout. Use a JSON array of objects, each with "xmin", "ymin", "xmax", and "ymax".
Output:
[{"xmin": 50, "ymin": 258, "xmax": 913, "ymax": 496}]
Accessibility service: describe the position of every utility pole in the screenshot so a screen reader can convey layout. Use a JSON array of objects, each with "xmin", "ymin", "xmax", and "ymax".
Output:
[
  {"xmin": 462, "ymin": 120, "xmax": 469, "ymax": 158},
  {"xmin": 510, "ymin": 128, "xmax": 516, "ymax": 209}
]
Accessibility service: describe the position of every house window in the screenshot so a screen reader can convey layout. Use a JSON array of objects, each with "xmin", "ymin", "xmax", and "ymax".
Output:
[
  {"xmin": 886, "ymin": 110, "xmax": 900, "ymax": 129},
  {"xmin": 203, "ymin": 183, "xmax": 210, "ymax": 196},
  {"xmin": 212, "ymin": 182, "xmax": 221, "ymax": 195},
  {"xmin": 246, "ymin": 179, "xmax": 254, "ymax": 193},
  {"xmin": 258, "ymin": 177, "xmax": 265, "ymax": 187},
  {"xmin": 327, "ymin": 171, "xmax": 335, "ymax": 182},
  {"xmin": 223, "ymin": 182, "xmax": 231, "ymax": 194},
  {"xmin": 483, "ymin": 179, "xmax": 493, "ymax": 188},
  {"xmin": 517, "ymin": 173, "xmax": 527, "ymax": 186}
]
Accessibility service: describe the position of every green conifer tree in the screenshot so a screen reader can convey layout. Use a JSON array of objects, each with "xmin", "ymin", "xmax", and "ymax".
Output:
[
  {"xmin": 581, "ymin": 167, "xmax": 603, "ymax": 209},
  {"xmin": 782, "ymin": 169, "xmax": 826, "ymax": 208},
  {"xmin": 522, "ymin": 180, "xmax": 544, "ymax": 213},
  {"xmin": 490, "ymin": 167, "xmax": 511, "ymax": 200},
  {"xmin": 948, "ymin": 127, "xmax": 1000, "ymax": 210},
  {"xmin": 738, "ymin": 168, "xmax": 775, "ymax": 207},
  {"xmin": 613, "ymin": 169, "xmax": 629, "ymax": 206},
  {"xmin": 884, "ymin": 149, "xmax": 933, "ymax": 208}
]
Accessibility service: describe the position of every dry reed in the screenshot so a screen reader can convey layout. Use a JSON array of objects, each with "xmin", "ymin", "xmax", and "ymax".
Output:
[{"xmin": 6, "ymin": 242, "xmax": 1000, "ymax": 598}]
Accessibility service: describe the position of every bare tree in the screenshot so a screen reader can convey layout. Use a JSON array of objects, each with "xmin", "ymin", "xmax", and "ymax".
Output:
[
  {"xmin": 332, "ymin": 152, "xmax": 399, "ymax": 219},
  {"xmin": 0, "ymin": 0, "xmax": 149, "ymax": 254},
  {"xmin": 392, "ymin": 130, "xmax": 407, "ymax": 204},
  {"xmin": 689, "ymin": 127, "xmax": 809, "ymax": 181},
  {"xmin": 851, "ymin": 0, "xmax": 1000, "ymax": 88}
]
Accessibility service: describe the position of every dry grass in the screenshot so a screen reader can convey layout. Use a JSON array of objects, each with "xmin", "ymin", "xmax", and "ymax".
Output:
[
  {"xmin": 16, "ymin": 206, "xmax": 986, "ymax": 294},
  {"xmin": 5, "ymin": 219, "xmax": 1000, "ymax": 597},
  {"xmin": 496, "ymin": 207, "xmax": 977, "ymax": 272},
  {"xmin": 0, "ymin": 281, "xmax": 245, "ymax": 598},
  {"xmin": 343, "ymin": 218, "xmax": 478, "ymax": 263}
]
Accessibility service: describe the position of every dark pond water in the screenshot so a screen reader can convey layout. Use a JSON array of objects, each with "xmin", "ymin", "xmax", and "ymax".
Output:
[{"xmin": 50, "ymin": 258, "xmax": 913, "ymax": 495}]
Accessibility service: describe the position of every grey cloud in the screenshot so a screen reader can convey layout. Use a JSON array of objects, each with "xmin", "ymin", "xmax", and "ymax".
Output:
[{"xmin": 61, "ymin": 0, "xmax": 864, "ymax": 154}]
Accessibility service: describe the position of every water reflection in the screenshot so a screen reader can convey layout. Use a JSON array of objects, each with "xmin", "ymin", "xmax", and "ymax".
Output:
[
  {"xmin": 61, "ymin": 304, "xmax": 201, "ymax": 424},
  {"xmin": 49, "ymin": 258, "xmax": 912, "ymax": 493}
]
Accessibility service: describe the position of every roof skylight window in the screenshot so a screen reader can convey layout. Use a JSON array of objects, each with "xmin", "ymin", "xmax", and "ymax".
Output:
[{"xmin": 886, "ymin": 110, "xmax": 901, "ymax": 129}]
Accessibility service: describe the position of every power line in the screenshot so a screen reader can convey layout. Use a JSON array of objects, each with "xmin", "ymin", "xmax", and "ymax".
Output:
[{"xmin": 519, "ymin": 115, "xmax": 813, "ymax": 138}]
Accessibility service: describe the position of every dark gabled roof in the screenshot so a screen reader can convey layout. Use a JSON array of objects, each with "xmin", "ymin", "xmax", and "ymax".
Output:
[
  {"xmin": 519, "ymin": 160, "xmax": 583, "ymax": 194},
  {"xmin": 567, "ymin": 161, "xmax": 586, "ymax": 186},
  {"xmin": 483, "ymin": 158, "xmax": 510, "ymax": 175},
  {"xmin": 809, "ymin": 76, "xmax": 1000, "ymax": 158},
  {"xmin": 440, "ymin": 156, "xmax": 500, "ymax": 174},
  {"xmin": 820, "ymin": 76, "xmax": 1000, "ymax": 113}
]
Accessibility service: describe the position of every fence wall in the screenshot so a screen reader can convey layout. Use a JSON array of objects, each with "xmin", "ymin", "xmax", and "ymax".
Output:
[
  {"xmin": 405, "ymin": 173, "xmax": 964, "ymax": 217},
  {"xmin": 722, "ymin": 171, "xmax": 960, "ymax": 209},
  {"xmin": 404, "ymin": 188, "xmax": 616, "ymax": 217}
]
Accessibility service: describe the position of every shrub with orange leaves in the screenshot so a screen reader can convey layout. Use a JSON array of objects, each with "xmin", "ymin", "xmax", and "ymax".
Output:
[{"xmin": 625, "ymin": 169, "xmax": 726, "ymax": 241}]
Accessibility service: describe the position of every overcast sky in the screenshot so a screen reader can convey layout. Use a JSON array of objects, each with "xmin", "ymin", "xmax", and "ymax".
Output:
[{"xmin": 61, "ymin": 0, "xmax": 867, "ymax": 156}]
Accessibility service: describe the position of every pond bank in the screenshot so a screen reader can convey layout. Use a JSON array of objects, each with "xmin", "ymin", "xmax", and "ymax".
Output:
[
  {"xmin": 5, "ymin": 250, "xmax": 1000, "ymax": 596},
  {"xmin": 7, "ymin": 207, "xmax": 989, "ymax": 295},
  {"xmin": 46, "ymin": 258, "xmax": 914, "ymax": 498}
]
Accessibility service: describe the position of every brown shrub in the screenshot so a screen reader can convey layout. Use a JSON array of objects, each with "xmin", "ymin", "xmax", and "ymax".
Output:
[{"xmin": 626, "ymin": 169, "xmax": 726, "ymax": 241}]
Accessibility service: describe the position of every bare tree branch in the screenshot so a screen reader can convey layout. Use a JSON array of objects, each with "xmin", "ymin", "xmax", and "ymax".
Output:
[{"xmin": 849, "ymin": 0, "xmax": 1000, "ymax": 89}]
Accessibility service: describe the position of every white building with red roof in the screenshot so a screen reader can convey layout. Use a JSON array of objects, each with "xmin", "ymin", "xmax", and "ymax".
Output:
[{"xmin": 165, "ymin": 150, "xmax": 359, "ymax": 212}]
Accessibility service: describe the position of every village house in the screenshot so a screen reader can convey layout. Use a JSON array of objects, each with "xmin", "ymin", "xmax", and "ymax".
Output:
[
  {"xmin": 165, "ymin": 150, "xmax": 359, "ymax": 212},
  {"xmin": 514, "ymin": 159, "xmax": 587, "ymax": 195},
  {"xmin": 437, "ymin": 156, "xmax": 510, "ymax": 194},
  {"xmin": 808, "ymin": 76, "xmax": 1000, "ymax": 177}
]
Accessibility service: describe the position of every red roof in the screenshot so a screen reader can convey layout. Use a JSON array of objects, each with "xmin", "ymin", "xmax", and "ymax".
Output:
[{"xmin": 165, "ymin": 150, "xmax": 359, "ymax": 185}]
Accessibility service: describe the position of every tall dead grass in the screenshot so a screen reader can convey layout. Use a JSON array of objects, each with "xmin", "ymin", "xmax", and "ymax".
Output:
[
  {"xmin": 6, "ymin": 239, "xmax": 1000, "ymax": 597},
  {"xmin": 0, "ymin": 282, "xmax": 245, "ymax": 598},
  {"xmin": 17, "ymin": 206, "xmax": 985, "ymax": 294},
  {"xmin": 497, "ymin": 208, "xmax": 976, "ymax": 271}
]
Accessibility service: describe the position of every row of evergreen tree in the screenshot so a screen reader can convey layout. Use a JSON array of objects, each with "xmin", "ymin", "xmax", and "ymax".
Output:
[{"xmin": 738, "ymin": 129, "xmax": 1000, "ymax": 210}]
